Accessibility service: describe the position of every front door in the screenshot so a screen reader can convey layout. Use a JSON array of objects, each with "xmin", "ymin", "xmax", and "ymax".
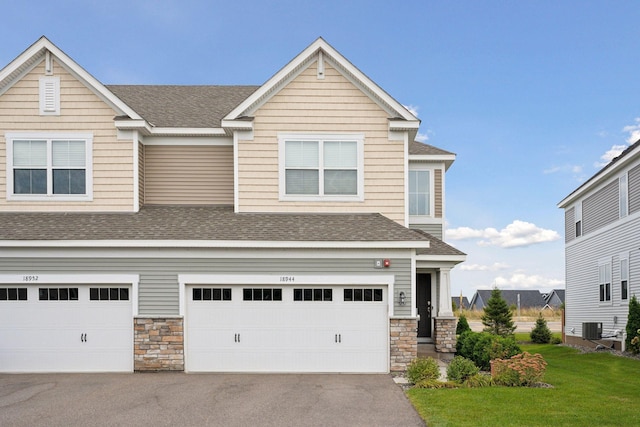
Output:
[{"xmin": 416, "ymin": 274, "xmax": 432, "ymax": 340}]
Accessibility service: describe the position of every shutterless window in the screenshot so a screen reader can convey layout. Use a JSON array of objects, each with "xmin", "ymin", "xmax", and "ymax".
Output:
[
  {"xmin": 621, "ymin": 258, "xmax": 629, "ymax": 301},
  {"xmin": 575, "ymin": 202, "xmax": 582, "ymax": 237},
  {"xmin": 243, "ymin": 288, "xmax": 282, "ymax": 301},
  {"xmin": 620, "ymin": 174, "xmax": 628, "ymax": 218},
  {"xmin": 39, "ymin": 288, "xmax": 79, "ymax": 301},
  {"xmin": 10, "ymin": 137, "xmax": 89, "ymax": 197},
  {"xmin": 192, "ymin": 288, "xmax": 232, "ymax": 301},
  {"xmin": 89, "ymin": 287, "xmax": 129, "ymax": 301},
  {"xmin": 293, "ymin": 288, "xmax": 333, "ymax": 301},
  {"xmin": 409, "ymin": 170, "xmax": 431, "ymax": 216},
  {"xmin": 343, "ymin": 288, "xmax": 383, "ymax": 302},
  {"xmin": 283, "ymin": 138, "xmax": 359, "ymax": 197},
  {"xmin": 0, "ymin": 288, "xmax": 27, "ymax": 301},
  {"xmin": 599, "ymin": 263, "xmax": 611, "ymax": 302}
]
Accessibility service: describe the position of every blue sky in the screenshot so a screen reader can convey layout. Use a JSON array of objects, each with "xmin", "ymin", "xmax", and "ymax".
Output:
[{"xmin": 3, "ymin": 1, "xmax": 640, "ymax": 299}]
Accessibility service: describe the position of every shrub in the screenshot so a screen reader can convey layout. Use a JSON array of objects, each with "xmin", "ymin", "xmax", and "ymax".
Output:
[
  {"xmin": 461, "ymin": 373, "xmax": 493, "ymax": 388},
  {"xmin": 626, "ymin": 295, "xmax": 640, "ymax": 353},
  {"xmin": 492, "ymin": 352, "xmax": 547, "ymax": 387},
  {"xmin": 481, "ymin": 288, "xmax": 516, "ymax": 337},
  {"xmin": 406, "ymin": 357, "xmax": 440, "ymax": 384},
  {"xmin": 413, "ymin": 379, "xmax": 458, "ymax": 389},
  {"xmin": 456, "ymin": 331, "xmax": 521, "ymax": 370},
  {"xmin": 550, "ymin": 336, "xmax": 562, "ymax": 345},
  {"xmin": 530, "ymin": 314, "xmax": 552, "ymax": 344},
  {"xmin": 447, "ymin": 356, "xmax": 479, "ymax": 382},
  {"xmin": 456, "ymin": 314, "xmax": 471, "ymax": 335}
]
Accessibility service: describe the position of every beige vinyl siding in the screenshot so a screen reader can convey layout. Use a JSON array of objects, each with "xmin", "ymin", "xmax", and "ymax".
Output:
[
  {"xmin": 0, "ymin": 59, "xmax": 133, "ymax": 211},
  {"xmin": 434, "ymin": 169, "xmax": 442, "ymax": 218},
  {"xmin": 582, "ymin": 180, "xmax": 618, "ymax": 235},
  {"xmin": 628, "ymin": 163, "xmax": 640, "ymax": 214},
  {"xmin": 237, "ymin": 62, "xmax": 405, "ymax": 224},
  {"xmin": 144, "ymin": 145, "xmax": 233, "ymax": 205},
  {"xmin": 565, "ymin": 206, "xmax": 575, "ymax": 243}
]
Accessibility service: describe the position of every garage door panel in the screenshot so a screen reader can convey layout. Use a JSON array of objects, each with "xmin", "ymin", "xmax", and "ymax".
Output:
[{"xmin": 186, "ymin": 284, "xmax": 388, "ymax": 373}]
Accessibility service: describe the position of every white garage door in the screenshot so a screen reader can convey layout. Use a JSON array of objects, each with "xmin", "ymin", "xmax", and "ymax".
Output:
[
  {"xmin": 0, "ymin": 285, "xmax": 133, "ymax": 372},
  {"xmin": 186, "ymin": 285, "xmax": 388, "ymax": 373}
]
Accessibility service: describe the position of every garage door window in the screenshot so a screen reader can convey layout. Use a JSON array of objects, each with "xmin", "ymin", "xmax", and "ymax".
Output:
[
  {"xmin": 243, "ymin": 288, "xmax": 282, "ymax": 301},
  {"xmin": 344, "ymin": 288, "xmax": 383, "ymax": 302},
  {"xmin": 0, "ymin": 288, "xmax": 27, "ymax": 301},
  {"xmin": 39, "ymin": 288, "xmax": 79, "ymax": 301},
  {"xmin": 293, "ymin": 288, "xmax": 333, "ymax": 301},
  {"xmin": 192, "ymin": 288, "xmax": 232, "ymax": 301},
  {"xmin": 90, "ymin": 288, "xmax": 129, "ymax": 301}
]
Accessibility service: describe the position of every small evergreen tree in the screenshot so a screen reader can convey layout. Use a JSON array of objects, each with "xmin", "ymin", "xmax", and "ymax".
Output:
[
  {"xmin": 456, "ymin": 313, "xmax": 471, "ymax": 335},
  {"xmin": 481, "ymin": 287, "xmax": 516, "ymax": 337},
  {"xmin": 530, "ymin": 314, "xmax": 552, "ymax": 344},
  {"xmin": 626, "ymin": 295, "xmax": 640, "ymax": 350}
]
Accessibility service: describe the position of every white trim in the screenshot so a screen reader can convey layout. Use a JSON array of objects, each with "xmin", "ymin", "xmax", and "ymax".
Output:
[
  {"xmin": 132, "ymin": 131, "xmax": 139, "ymax": 213},
  {"xmin": 408, "ymin": 164, "xmax": 435, "ymax": 219},
  {"xmin": 620, "ymin": 251, "xmax": 630, "ymax": 303},
  {"xmin": 142, "ymin": 136, "xmax": 233, "ymax": 146},
  {"xmin": 233, "ymin": 130, "xmax": 240, "ymax": 212},
  {"xmin": 410, "ymin": 253, "xmax": 417, "ymax": 317},
  {"xmin": 278, "ymin": 133, "xmax": 365, "ymax": 202},
  {"xmin": 5, "ymin": 132, "xmax": 94, "ymax": 202},
  {"xmin": 565, "ymin": 207, "xmax": 640, "ymax": 249},
  {"xmin": 0, "ymin": 274, "xmax": 139, "ymax": 316},
  {"xmin": 178, "ymin": 273, "xmax": 395, "ymax": 317},
  {"xmin": 39, "ymin": 76, "xmax": 59, "ymax": 115},
  {"xmin": 404, "ymin": 131, "xmax": 409, "ymax": 227},
  {"xmin": 598, "ymin": 257, "xmax": 613, "ymax": 305},
  {"xmin": 0, "ymin": 239, "xmax": 430, "ymax": 249},
  {"xmin": 147, "ymin": 127, "xmax": 227, "ymax": 136}
]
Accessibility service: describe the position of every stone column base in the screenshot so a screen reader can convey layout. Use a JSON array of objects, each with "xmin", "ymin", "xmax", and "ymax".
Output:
[
  {"xmin": 434, "ymin": 316, "xmax": 457, "ymax": 353},
  {"xmin": 134, "ymin": 317, "xmax": 184, "ymax": 371},
  {"xmin": 389, "ymin": 317, "xmax": 418, "ymax": 372}
]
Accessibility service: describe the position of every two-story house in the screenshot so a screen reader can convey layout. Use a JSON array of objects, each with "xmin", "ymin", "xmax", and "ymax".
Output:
[
  {"xmin": 0, "ymin": 36, "xmax": 465, "ymax": 373},
  {"xmin": 559, "ymin": 140, "xmax": 640, "ymax": 350}
]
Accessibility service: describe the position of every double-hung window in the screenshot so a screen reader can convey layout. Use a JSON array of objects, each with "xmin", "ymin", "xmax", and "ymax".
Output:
[
  {"xmin": 621, "ymin": 253, "xmax": 629, "ymax": 302},
  {"xmin": 599, "ymin": 260, "xmax": 611, "ymax": 303},
  {"xmin": 279, "ymin": 134, "xmax": 363, "ymax": 201},
  {"xmin": 409, "ymin": 167, "xmax": 432, "ymax": 217},
  {"xmin": 6, "ymin": 133, "xmax": 93, "ymax": 201}
]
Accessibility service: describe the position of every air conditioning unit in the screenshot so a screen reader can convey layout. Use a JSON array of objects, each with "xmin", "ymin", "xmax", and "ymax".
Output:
[{"xmin": 582, "ymin": 322, "xmax": 602, "ymax": 340}]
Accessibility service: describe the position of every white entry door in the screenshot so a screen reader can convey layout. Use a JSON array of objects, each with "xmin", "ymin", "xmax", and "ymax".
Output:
[
  {"xmin": 186, "ymin": 285, "xmax": 388, "ymax": 373},
  {"xmin": 0, "ymin": 285, "xmax": 133, "ymax": 372}
]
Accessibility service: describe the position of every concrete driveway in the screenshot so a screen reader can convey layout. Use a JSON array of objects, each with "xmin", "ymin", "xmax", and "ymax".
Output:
[{"xmin": 0, "ymin": 373, "xmax": 425, "ymax": 427}]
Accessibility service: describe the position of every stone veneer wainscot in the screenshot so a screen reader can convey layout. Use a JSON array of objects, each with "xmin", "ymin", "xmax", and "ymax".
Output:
[
  {"xmin": 434, "ymin": 317, "xmax": 457, "ymax": 353},
  {"xmin": 389, "ymin": 317, "xmax": 418, "ymax": 372},
  {"xmin": 134, "ymin": 317, "xmax": 184, "ymax": 371}
]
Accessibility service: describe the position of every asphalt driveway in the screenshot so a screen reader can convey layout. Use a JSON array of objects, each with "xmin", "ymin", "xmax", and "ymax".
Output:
[{"xmin": 0, "ymin": 373, "xmax": 424, "ymax": 427}]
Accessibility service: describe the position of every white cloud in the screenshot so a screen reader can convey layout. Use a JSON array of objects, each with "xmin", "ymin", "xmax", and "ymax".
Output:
[
  {"xmin": 493, "ymin": 273, "xmax": 564, "ymax": 289},
  {"xmin": 623, "ymin": 117, "xmax": 640, "ymax": 144},
  {"xmin": 404, "ymin": 104, "xmax": 419, "ymax": 117},
  {"xmin": 447, "ymin": 220, "xmax": 560, "ymax": 248},
  {"xmin": 543, "ymin": 164, "xmax": 583, "ymax": 175},
  {"xmin": 594, "ymin": 144, "xmax": 628, "ymax": 168},
  {"xmin": 416, "ymin": 132, "xmax": 429, "ymax": 142},
  {"xmin": 460, "ymin": 262, "xmax": 509, "ymax": 272}
]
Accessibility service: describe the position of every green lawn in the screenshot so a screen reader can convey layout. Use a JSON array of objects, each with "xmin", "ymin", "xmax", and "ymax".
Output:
[{"xmin": 407, "ymin": 343, "xmax": 640, "ymax": 426}]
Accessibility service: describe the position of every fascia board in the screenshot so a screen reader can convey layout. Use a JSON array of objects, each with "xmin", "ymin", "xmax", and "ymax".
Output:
[
  {"xmin": 223, "ymin": 37, "xmax": 419, "ymax": 123},
  {"xmin": 220, "ymin": 119, "xmax": 254, "ymax": 130},
  {"xmin": 558, "ymin": 145, "xmax": 640, "ymax": 208},
  {"xmin": 0, "ymin": 240, "xmax": 431, "ymax": 249},
  {"xmin": 389, "ymin": 120, "xmax": 420, "ymax": 131},
  {"xmin": 416, "ymin": 255, "xmax": 467, "ymax": 265},
  {"xmin": 409, "ymin": 154, "xmax": 456, "ymax": 162},
  {"xmin": 149, "ymin": 127, "xmax": 227, "ymax": 136}
]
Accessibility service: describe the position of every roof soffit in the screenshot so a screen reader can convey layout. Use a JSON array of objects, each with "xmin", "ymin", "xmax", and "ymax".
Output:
[
  {"xmin": 0, "ymin": 36, "xmax": 142, "ymax": 120},
  {"xmin": 223, "ymin": 38, "xmax": 420, "ymax": 125}
]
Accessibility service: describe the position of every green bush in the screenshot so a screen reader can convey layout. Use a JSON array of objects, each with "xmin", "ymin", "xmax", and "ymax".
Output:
[
  {"xmin": 406, "ymin": 357, "xmax": 441, "ymax": 384},
  {"xmin": 456, "ymin": 314, "xmax": 471, "ymax": 335},
  {"xmin": 461, "ymin": 373, "xmax": 494, "ymax": 388},
  {"xmin": 550, "ymin": 336, "xmax": 562, "ymax": 345},
  {"xmin": 626, "ymin": 295, "xmax": 640, "ymax": 353},
  {"xmin": 447, "ymin": 356, "xmax": 479, "ymax": 382},
  {"xmin": 413, "ymin": 379, "xmax": 458, "ymax": 389},
  {"xmin": 456, "ymin": 331, "xmax": 521, "ymax": 370},
  {"xmin": 530, "ymin": 314, "xmax": 552, "ymax": 344}
]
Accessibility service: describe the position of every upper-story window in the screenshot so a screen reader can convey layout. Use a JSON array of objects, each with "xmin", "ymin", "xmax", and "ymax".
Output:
[
  {"xmin": 409, "ymin": 167, "xmax": 432, "ymax": 217},
  {"xmin": 620, "ymin": 174, "xmax": 628, "ymax": 218},
  {"xmin": 6, "ymin": 132, "xmax": 93, "ymax": 201},
  {"xmin": 575, "ymin": 202, "xmax": 582, "ymax": 237},
  {"xmin": 279, "ymin": 134, "xmax": 364, "ymax": 201}
]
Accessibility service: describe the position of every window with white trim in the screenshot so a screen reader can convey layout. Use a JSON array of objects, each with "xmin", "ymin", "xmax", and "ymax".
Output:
[
  {"xmin": 620, "ymin": 174, "xmax": 628, "ymax": 218},
  {"xmin": 599, "ymin": 260, "xmax": 611, "ymax": 302},
  {"xmin": 621, "ymin": 253, "xmax": 629, "ymax": 301},
  {"xmin": 279, "ymin": 134, "xmax": 363, "ymax": 200},
  {"xmin": 575, "ymin": 202, "xmax": 582, "ymax": 237},
  {"xmin": 6, "ymin": 133, "xmax": 93, "ymax": 201},
  {"xmin": 409, "ymin": 168, "xmax": 432, "ymax": 216}
]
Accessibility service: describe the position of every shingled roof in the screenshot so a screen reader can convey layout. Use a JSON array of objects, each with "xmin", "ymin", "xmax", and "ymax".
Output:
[
  {"xmin": 413, "ymin": 229, "xmax": 466, "ymax": 256},
  {"xmin": 106, "ymin": 85, "xmax": 259, "ymax": 128},
  {"xmin": 0, "ymin": 205, "xmax": 432, "ymax": 244},
  {"xmin": 409, "ymin": 141, "xmax": 454, "ymax": 156}
]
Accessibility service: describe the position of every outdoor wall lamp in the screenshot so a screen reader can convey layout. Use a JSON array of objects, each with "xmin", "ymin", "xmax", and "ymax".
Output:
[{"xmin": 399, "ymin": 291, "xmax": 406, "ymax": 305}]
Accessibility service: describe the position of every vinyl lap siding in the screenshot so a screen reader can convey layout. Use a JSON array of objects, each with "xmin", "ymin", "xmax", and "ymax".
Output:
[
  {"xmin": 238, "ymin": 62, "xmax": 405, "ymax": 225},
  {"xmin": 409, "ymin": 223, "xmax": 443, "ymax": 239},
  {"xmin": 0, "ymin": 255, "xmax": 412, "ymax": 316},
  {"xmin": 0, "ymin": 59, "xmax": 133, "ymax": 211},
  {"xmin": 565, "ymin": 207, "xmax": 575, "ymax": 243},
  {"xmin": 144, "ymin": 145, "xmax": 233, "ymax": 205},
  {"xmin": 629, "ymin": 164, "xmax": 640, "ymax": 214},
  {"xmin": 582, "ymin": 180, "xmax": 618, "ymax": 235}
]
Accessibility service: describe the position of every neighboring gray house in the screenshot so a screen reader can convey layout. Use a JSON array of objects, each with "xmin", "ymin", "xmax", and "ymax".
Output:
[
  {"xmin": 543, "ymin": 289, "xmax": 565, "ymax": 309},
  {"xmin": 0, "ymin": 37, "xmax": 466, "ymax": 374},
  {"xmin": 469, "ymin": 289, "xmax": 547, "ymax": 311},
  {"xmin": 558, "ymin": 139, "xmax": 640, "ymax": 351},
  {"xmin": 452, "ymin": 296, "xmax": 470, "ymax": 310}
]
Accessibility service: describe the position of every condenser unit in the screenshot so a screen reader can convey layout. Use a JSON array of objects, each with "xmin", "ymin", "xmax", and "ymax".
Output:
[{"xmin": 582, "ymin": 322, "xmax": 602, "ymax": 340}]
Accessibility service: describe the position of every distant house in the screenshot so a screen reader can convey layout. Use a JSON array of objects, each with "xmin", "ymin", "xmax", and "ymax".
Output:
[
  {"xmin": 469, "ymin": 290, "xmax": 547, "ymax": 311},
  {"xmin": 558, "ymin": 139, "xmax": 640, "ymax": 351},
  {"xmin": 543, "ymin": 289, "xmax": 565, "ymax": 309},
  {"xmin": 452, "ymin": 296, "xmax": 470, "ymax": 310}
]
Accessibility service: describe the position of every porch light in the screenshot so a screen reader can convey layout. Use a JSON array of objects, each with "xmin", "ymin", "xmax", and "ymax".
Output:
[{"xmin": 399, "ymin": 291, "xmax": 406, "ymax": 305}]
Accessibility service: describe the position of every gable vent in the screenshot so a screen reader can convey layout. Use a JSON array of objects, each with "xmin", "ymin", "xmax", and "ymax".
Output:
[{"xmin": 39, "ymin": 76, "xmax": 60, "ymax": 115}]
